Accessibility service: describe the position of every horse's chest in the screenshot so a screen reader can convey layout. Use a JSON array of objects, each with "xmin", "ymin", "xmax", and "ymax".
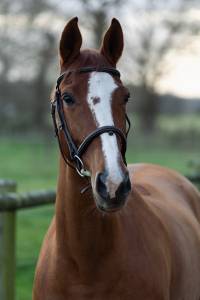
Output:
[
  {"xmin": 60, "ymin": 265, "xmax": 167, "ymax": 300},
  {"xmin": 63, "ymin": 280, "xmax": 165, "ymax": 300}
]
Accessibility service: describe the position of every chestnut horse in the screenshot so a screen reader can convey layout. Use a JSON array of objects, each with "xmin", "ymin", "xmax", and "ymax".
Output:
[{"xmin": 33, "ymin": 18, "xmax": 200, "ymax": 300}]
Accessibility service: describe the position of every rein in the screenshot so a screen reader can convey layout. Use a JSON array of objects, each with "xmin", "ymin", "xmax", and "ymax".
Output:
[{"xmin": 51, "ymin": 66, "xmax": 131, "ymax": 178}]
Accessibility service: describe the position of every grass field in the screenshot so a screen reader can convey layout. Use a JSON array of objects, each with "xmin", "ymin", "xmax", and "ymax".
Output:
[{"xmin": 0, "ymin": 128, "xmax": 199, "ymax": 300}]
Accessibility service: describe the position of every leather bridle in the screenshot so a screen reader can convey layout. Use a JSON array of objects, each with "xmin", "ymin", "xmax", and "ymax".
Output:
[{"xmin": 51, "ymin": 66, "xmax": 131, "ymax": 178}]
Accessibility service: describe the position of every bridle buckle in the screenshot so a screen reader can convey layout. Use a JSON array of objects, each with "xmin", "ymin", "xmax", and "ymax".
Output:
[{"xmin": 74, "ymin": 155, "xmax": 91, "ymax": 177}]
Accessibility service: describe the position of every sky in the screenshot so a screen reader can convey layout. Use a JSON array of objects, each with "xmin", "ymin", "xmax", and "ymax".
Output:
[
  {"xmin": 156, "ymin": 11, "xmax": 200, "ymax": 99},
  {"xmin": 120, "ymin": 5, "xmax": 200, "ymax": 99},
  {"xmin": 158, "ymin": 49, "xmax": 200, "ymax": 98}
]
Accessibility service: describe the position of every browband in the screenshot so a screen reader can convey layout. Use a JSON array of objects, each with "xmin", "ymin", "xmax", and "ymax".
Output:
[{"xmin": 57, "ymin": 66, "xmax": 121, "ymax": 87}]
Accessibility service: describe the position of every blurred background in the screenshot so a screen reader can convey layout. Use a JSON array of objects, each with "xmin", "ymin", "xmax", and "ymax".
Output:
[{"xmin": 0, "ymin": 0, "xmax": 200, "ymax": 299}]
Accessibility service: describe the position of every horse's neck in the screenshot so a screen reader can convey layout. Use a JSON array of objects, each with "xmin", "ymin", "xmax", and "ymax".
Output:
[{"xmin": 55, "ymin": 159, "xmax": 120, "ymax": 266}]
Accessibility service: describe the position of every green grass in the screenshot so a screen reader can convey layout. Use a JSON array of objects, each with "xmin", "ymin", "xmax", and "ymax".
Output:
[
  {"xmin": 127, "ymin": 134, "xmax": 199, "ymax": 174},
  {"xmin": 0, "ymin": 137, "xmax": 57, "ymax": 299},
  {"xmin": 0, "ymin": 137, "xmax": 58, "ymax": 191},
  {"xmin": 16, "ymin": 206, "xmax": 54, "ymax": 300},
  {"xmin": 158, "ymin": 114, "xmax": 200, "ymax": 133},
  {"xmin": 0, "ymin": 130, "xmax": 199, "ymax": 300}
]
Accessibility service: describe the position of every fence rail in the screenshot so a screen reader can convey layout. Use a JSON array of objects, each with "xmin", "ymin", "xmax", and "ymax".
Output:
[
  {"xmin": 0, "ymin": 175, "xmax": 200, "ymax": 300},
  {"xmin": 0, "ymin": 190, "xmax": 55, "ymax": 212},
  {"xmin": 186, "ymin": 174, "xmax": 200, "ymax": 184}
]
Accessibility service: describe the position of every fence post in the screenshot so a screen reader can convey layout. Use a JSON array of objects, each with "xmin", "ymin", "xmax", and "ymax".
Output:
[{"xmin": 0, "ymin": 180, "xmax": 17, "ymax": 300}]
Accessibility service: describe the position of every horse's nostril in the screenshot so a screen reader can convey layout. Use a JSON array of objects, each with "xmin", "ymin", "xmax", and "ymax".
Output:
[
  {"xmin": 96, "ymin": 172, "xmax": 108, "ymax": 199},
  {"xmin": 115, "ymin": 173, "xmax": 131, "ymax": 199},
  {"xmin": 95, "ymin": 171, "xmax": 131, "ymax": 206}
]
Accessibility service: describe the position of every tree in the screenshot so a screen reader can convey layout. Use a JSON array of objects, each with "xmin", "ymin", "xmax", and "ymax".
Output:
[
  {"xmin": 75, "ymin": 0, "xmax": 124, "ymax": 47},
  {"xmin": 1, "ymin": 0, "xmax": 200, "ymax": 134},
  {"xmin": 0, "ymin": 0, "xmax": 60, "ymax": 133},
  {"xmin": 68, "ymin": 0, "xmax": 200, "ymax": 132},
  {"xmin": 123, "ymin": 0, "xmax": 200, "ymax": 132}
]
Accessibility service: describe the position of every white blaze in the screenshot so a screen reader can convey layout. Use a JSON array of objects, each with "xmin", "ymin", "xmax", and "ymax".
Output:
[{"xmin": 87, "ymin": 72, "xmax": 123, "ymax": 198}]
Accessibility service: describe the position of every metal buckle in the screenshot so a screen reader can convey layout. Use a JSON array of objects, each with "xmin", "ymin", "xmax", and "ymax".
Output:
[{"xmin": 74, "ymin": 155, "xmax": 91, "ymax": 177}]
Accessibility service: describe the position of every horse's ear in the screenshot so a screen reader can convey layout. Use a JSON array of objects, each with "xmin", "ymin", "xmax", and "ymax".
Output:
[
  {"xmin": 100, "ymin": 18, "xmax": 124, "ymax": 66},
  {"xmin": 59, "ymin": 17, "xmax": 82, "ymax": 65}
]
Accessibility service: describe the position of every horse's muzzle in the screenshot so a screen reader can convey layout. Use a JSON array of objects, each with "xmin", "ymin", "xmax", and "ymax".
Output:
[{"xmin": 94, "ymin": 171, "xmax": 131, "ymax": 212}]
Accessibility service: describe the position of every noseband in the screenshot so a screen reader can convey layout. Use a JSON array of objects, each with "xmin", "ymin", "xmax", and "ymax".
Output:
[{"xmin": 51, "ymin": 67, "xmax": 131, "ymax": 177}]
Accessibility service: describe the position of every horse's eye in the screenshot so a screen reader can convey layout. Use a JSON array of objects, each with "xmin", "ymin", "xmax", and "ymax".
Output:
[
  {"xmin": 62, "ymin": 93, "xmax": 75, "ymax": 105},
  {"xmin": 124, "ymin": 92, "xmax": 130, "ymax": 103}
]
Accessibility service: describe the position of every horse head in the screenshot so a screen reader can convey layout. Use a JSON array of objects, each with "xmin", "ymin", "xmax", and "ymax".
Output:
[{"xmin": 53, "ymin": 17, "xmax": 131, "ymax": 212}]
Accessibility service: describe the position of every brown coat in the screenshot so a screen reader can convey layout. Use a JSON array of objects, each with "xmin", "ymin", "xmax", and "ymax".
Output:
[{"xmin": 33, "ymin": 163, "xmax": 200, "ymax": 300}]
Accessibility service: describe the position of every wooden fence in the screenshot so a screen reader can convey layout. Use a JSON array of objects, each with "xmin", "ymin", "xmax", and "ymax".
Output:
[
  {"xmin": 0, "ymin": 180, "xmax": 55, "ymax": 300},
  {"xmin": 0, "ymin": 175, "xmax": 200, "ymax": 300}
]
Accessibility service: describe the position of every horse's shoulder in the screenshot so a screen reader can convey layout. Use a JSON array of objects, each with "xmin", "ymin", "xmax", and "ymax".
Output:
[
  {"xmin": 128, "ymin": 162, "xmax": 197, "ymax": 190},
  {"xmin": 128, "ymin": 162, "xmax": 179, "ymax": 176},
  {"xmin": 128, "ymin": 163, "xmax": 200, "ymax": 223}
]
